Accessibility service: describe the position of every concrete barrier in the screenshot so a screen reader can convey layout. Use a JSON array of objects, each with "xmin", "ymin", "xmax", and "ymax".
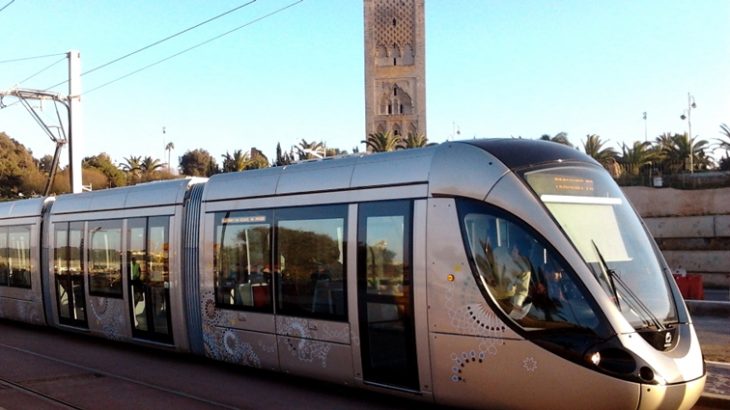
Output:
[{"xmin": 685, "ymin": 300, "xmax": 730, "ymax": 316}]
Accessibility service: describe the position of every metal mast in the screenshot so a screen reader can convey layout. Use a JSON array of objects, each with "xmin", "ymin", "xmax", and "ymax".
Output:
[{"xmin": 0, "ymin": 50, "xmax": 83, "ymax": 194}]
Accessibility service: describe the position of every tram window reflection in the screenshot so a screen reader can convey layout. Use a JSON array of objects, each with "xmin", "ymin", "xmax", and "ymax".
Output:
[
  {"xmin": 0, "ymin": 226, "xmax": 32, "ymax": 288},
  {"xmin": 214, "ymin": 211, "xmax": 272, "ymax": 311},
  {"xmin": 9, "ymin": 226, "xmax": 31, "ymax": 288},
  {"xmin": 88, "ymin": 220, "xmax": 123, "ymax": 298},
  {"xmin": 276, "ymin": 205, "xmax": 347, "ymax": 321},
  {"xmin": 459, "ymin": 201, "xmax": 600, "ymax": 331}
]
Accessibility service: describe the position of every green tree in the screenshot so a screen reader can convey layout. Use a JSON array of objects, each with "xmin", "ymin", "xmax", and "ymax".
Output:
[
  {"xmin": 246, "ymin": 148, "xmax": 269, "ymax": 170},
  {"xmin": 165, "ymin": 142, "xmax": 175, "ymax": 172},
  {"xmin": 274, "ymin": 142, "xmax": 294, "ymax": 166},
  {"xmin": 363, "ymin": 131, "xmax": 402, "ymax": 152},
  {"xmin": 582, "ymin": 134, "xmax": 616, "ymax": 162},
  {"xmin": 221, "ymin": 150, "xmax": 250, "ymax": 172},
  {"xmin": 582, "ymin": 134, "xmax": 619, "ymax": 176},
  {"xmin": 0, "ymin": 132, "xmax": 45, "ymax": 198},
  {"xmin": 121, "ymin": 155, "xmax": 143, "ymax": 184},
  {"xmin": 540, "ymin": 132, "xmax": 573, "ymax": 147},
  {"xmin": 179, "ymin": 149, "xmax": 218, "ymax": 176},
  {"xmin": 38, "ymin": 154, "xmax": 59, "ymax": 175},
  {"xmin": 717, "ymin": 123, "xmax": 730, "ymax": 152},
  {"xmin": 140, "ymin": 156, "xmax": 167, "ymax": 181},
  {"xmin": 656, "ymin": 133, "xmax": 711, "ymax": 173},
  {"xmin": 295, "ymin": 139, "xmax": 325, "ymax": 160},
  {"xmin": 402, "ymin": 133, "xmax": 429, "ymax": 149},
  {"xmin": 619, "ymin": 141, "xmax": 656, "ymax": 176},
  {"xmin": 325, "ymin": 147, "xmax": 347, "ymax": 157},
  {"xmin": 83, "ymin": 153, "xmax": 126, "ymax": 187}
]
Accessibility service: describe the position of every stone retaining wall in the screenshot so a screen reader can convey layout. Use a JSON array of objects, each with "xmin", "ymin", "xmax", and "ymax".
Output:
[{"xmin": 623, "ymin": 187, "xmax": 730, "ymax": 288}]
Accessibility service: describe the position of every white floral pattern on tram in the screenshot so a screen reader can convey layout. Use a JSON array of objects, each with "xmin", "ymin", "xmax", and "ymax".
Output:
[
  {"xmin": 449, "ymin": 339, "xmax": 498, "ymax": 383},
  {"xmin": 523, "ymin": 356, "xmax": 538, "ymax": 373},
  {"xmin": 279, "ymin": 317, "xmax": 332, "ymax": 368},
  {"xmin": 89, "ymin": 296, "xmax": 124, "ymax": 340}
]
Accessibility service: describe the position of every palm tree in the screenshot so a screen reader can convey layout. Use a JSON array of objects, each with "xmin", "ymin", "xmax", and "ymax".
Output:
[
  {"xmin": 363, "ymin": 131, "xmax": 402, "ymax": 152},
  {"xmin": 659, "ymin": 133, "xmax": 711, "ymax": 173},
  {"xmin": 140, "ymin": 156, "xmax": 165, "ymax": 181},
  {"xmin": 165, "ymin": 142, "xmax": 175, "ymax": 172},
  {"xmin": 540, "ymin": 132, "xmax": 572, "ymax": 147},
  {"xmin": 295, "ymin": 139, "xmax": 325, "ymax": 160},
  {"xmin": 121, "ymin": 155, "xmax": 143, "ymax": 183},
  {"xmin": 717, "ymin": 123, "xmax": 730, "ymax": 152},
  {"xmin": 402, "ymin": 133, "xmax": 429, "ymax": 149},
  {"xmin": 582, "ymin": 134, "xmax": 617, "ymax": 165},
  {"xmin": 619, "ymin": 141, "xmax": 655, "ymax": 176},
  {"xmin": 221, "ymin": 150, "xmax": 250, "ymax": 172}
]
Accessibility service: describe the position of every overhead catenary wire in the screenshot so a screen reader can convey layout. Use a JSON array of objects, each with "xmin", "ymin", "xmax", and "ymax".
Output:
[
  {"xmin": 15, "ymin": 56, "xmax": 67, "ymax": 86},
  {"xmin": 43, "ymin": 0, "xmax": 259, "ymax": 91},
  {"xmin": 83, "ymin": 0, "xmax": 304, "ymax": 96},
  {"xmin": 0, "ymin": 0, "xmax": 15, "ymax": 14},
  {"xmin": 0, "ymin": 52, "xmax": 67, "ymax": 65}
]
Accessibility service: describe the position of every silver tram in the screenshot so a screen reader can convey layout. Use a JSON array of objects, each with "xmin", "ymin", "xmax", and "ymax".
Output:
[{"xmin": 0, "ymin": 139, "xmax": 705, "ymax": 409}]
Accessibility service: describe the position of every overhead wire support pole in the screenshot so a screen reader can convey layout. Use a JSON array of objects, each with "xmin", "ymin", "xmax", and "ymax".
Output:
[
  {"xmin": 0, "ymin": 88, "xmax": 69, "ymax": 196},
  {"xmin": 67, "ymin": 50, "xmax": 83, "ymax": 193},
  {"xmin": 0, "ymin": 51, "xmax": 83, "ymax": 195}
]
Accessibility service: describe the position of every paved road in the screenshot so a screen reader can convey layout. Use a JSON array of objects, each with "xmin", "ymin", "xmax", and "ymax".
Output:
[
  {"xmin": 0, "ymin": 317, "xmax": 725, "ymax": 410},
  {"xmin": 0, "ymin": 320, "xmax": 439, "ymax": 410},
  {"xmin": 703, "ymin": 289, "xmax": 730, "ymax": 302}
]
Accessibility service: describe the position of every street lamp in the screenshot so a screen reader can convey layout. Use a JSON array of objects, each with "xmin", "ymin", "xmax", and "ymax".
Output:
[{"xmin": 680, "ymin": 93, "xmax": 696, "ymax": 173}]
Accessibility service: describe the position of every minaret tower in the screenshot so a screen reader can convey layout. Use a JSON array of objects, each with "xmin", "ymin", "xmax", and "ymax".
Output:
[{"xmin": 364, "ymin": 0, "xmax": 426, "ymax": 145}]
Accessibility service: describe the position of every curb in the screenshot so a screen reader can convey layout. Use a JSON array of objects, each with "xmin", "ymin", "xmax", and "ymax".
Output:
[
  {"xmin": 697, "ymin": 393, "xmax": 730, "ymax": 408},
  {"xmin": 702, "ymin": 361, "xmax": 730, "ymax": 408},
  {"xmin": 686, "ymin": 300, "xmax": 730, "ymax": 316}
]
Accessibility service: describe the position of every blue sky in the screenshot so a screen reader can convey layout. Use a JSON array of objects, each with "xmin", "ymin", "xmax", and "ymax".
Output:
[{"xmin": 1, "ymin": 0, "xmax": 728, "ymax": 168}]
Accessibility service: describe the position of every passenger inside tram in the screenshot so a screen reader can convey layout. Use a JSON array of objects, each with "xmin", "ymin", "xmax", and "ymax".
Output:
[
  {"xmin": 466, "ymin": 211, "xmax": 599, "ymax": 331},
  {"xmin": 489, "ymin": 229, "xmax": 533, "ymax": 320}
]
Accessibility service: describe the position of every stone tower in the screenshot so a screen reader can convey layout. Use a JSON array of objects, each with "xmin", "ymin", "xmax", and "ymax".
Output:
[{"xmin": 363, "ymin": 0, "xmax": 426, "ymax": 145}]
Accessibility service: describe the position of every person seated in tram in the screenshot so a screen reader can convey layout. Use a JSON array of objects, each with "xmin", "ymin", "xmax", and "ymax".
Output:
[{"xmin": 489, "ymin": 230, "xmax": 533, "ymax": 320}]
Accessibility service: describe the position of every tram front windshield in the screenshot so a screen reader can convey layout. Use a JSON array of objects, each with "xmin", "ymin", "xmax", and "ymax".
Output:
[{"xmin": 524, "ymin": 166, "xmax": 678, "ymax": 329}]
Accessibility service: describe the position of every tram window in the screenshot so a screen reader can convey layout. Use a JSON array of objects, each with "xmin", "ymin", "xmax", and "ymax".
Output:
[
  {"xmin": 0, "ymin": 227, "xmax": 7, "ymax": 286},
  {"xmin": 0, "ymin": 226, "xmax": 32, "ymax": 288},
  {"xmin": 54, "ymin": 222, "xmax": 87, "ymax": 324},
  {"xmin": 276, "ymin": 205, "xmax": 347, "ymax": 321},
  {"xmin": 88, "ymin": 220, "xmax": 123, "ymax": 298},
  {"xmin": 8, "ymin": 226, "xmax": 31, "ymax": 288},
  {"xmin": 148, "ymin": 217, "xmax": 170, "ymax": 286},
  {"xmin": 214, "ymin": 211, "xmax": 273, "ymax": 311},
  {"xmin": 458, "ymin": 200, "xmax": 600, "ymax": 331}
]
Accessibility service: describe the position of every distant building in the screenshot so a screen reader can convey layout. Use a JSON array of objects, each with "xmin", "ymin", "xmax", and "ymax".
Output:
[{"xmin": 363, "ymin": 0, "xmax": 426, "ymax": 148}]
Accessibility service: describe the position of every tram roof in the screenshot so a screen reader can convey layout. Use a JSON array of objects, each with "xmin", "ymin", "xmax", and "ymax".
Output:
[
  {"xmin": 203, "ymin": 138, "xmax": 599, "ymax": 203},
  {"xmin": 50, "ymin": 177, "xmax": 206, "ymax": 215},
  {"xmin": 0, "ymin": 197, "xmax": 51, "ymax": 220},
  {"xmin": 462, "ymin": 138, "xmax": 600, "ymax": 169}
]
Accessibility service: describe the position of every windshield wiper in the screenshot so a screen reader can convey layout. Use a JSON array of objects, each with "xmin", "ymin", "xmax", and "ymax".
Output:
[
  {"xmin": 591, "ymin": 241, "xmax": 620, "ymax": 308},
  {"xmin": 591, "ymin": 241, "xmax": 666, "ymax": 331}
]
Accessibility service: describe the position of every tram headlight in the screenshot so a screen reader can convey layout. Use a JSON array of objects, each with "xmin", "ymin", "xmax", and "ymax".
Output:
[
  {"xmin": 587, "ymin": 351, "xmax": 601, "ymax": 366},
  {"xmin": 586, "ymin": 348, "xmax": 636, "ymax": 374}
]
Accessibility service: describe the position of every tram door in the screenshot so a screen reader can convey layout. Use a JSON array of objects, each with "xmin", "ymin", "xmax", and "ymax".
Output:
[
  {"xmin": 54, "ymin": 222, "xmax": 88, "ymax": 328},
  {"xmin": 128, "ymin": 217, "xmax": 173, "ymax": 343},
  {"xmin": 357, "ymin": 201, "xmax": 419, "ymax": 390}
]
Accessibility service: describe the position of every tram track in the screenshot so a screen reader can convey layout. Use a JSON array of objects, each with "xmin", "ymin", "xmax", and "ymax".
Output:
[
  {"xmin": 0, "ymin": 341, "xmax": 241, "ymax": 409},
  {"xmin": 0, "ymin": 375, "xmax": 82, "ymax": 409}
]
